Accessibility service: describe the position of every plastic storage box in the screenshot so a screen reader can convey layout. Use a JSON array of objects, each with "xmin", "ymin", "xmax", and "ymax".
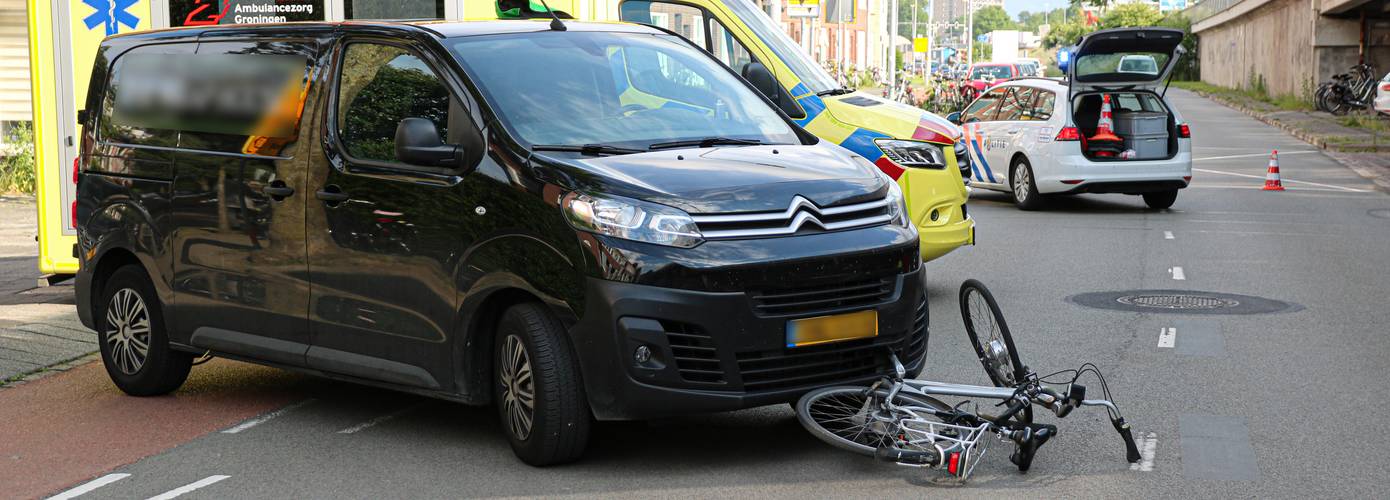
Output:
[
  {"xmin": 1113, "ymin": 111, "xmax": 1168, "ymax": 135},
  {"xmin": 1124, "ymin": 133, "xmax": 1169, "ymax": 160}
]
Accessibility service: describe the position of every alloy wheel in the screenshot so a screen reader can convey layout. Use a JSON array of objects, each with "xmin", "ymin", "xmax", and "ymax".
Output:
[
  {"xmin": 104, "ymin": 288, "xmax": 151, "ymax": 375},
  {"xmin": 499, "ymin": 334, "xmax": 536, "ymax": 440},
  {"xmin": 1013, "ymin": 163, "xmax": 1030, "ymax": 203}
]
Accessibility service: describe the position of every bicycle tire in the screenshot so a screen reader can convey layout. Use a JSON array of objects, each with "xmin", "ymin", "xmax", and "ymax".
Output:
[
  {"xmin": 797, "ymin": 385, "xmax": 951, "ymax": 457},
  {"xmin": 959, "ymin": 280, "xmax": 1026, "ymax": 388}
]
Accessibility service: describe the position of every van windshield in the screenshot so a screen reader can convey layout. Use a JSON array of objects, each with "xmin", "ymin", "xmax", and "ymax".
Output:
[{"xmin": 449, "ymin": 31, "xmax": 799, "ymax": 150}]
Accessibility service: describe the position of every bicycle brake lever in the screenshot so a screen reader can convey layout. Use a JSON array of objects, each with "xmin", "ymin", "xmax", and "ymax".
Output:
[{"xmin": 1112, "ymin": 417, "xmax": 1142, "ymax": 463}]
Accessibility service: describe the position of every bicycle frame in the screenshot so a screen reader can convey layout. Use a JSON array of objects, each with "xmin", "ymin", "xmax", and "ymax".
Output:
[{"xmin": 898, "ymin": 379, "xmax": 1121, "ymax": 416}]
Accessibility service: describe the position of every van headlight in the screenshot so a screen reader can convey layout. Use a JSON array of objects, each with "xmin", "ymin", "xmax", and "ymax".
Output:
[
  {"xmin": 885, "ymin": 181, "xmax": 910, "ymax": 229},
  {"xmin": 563, "ymin": 192, "xmax": 703, "ymax": 248},
  {"xmin": 876, "ymin": 139, "xmax": 946, "ymax": 169}
]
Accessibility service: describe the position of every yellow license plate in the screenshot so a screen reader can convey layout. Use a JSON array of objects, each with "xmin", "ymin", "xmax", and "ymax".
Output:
[{"xmin": 786, "ymin": 310, "xmax": 878, "ymax": 348}]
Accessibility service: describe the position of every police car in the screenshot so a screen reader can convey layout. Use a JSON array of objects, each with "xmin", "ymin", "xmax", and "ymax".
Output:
[{"xmin": 949, "ymin": 28, "xmax": 1192, "ymax": 210}]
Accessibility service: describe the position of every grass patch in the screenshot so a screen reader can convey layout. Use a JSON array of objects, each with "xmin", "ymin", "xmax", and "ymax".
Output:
[{"xmin": 1170, "ymin": 80, "xmax": 1312, "ymax": 112}]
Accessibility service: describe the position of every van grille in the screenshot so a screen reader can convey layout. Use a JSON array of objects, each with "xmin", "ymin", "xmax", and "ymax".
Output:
[
  {"xmin": 663, "ymin": 321, "xmax": 724, "ymax": 385},
  {"xmin": 750, "ymin": 276, "xmax": 896, "ymax": 317},
  {"xmin": 736, "ymin": 338, "xmax": 887, "ymax": 392},
  {"xmin": 690, "ymin": 195, "xmax": 890, "ymax": 239}
]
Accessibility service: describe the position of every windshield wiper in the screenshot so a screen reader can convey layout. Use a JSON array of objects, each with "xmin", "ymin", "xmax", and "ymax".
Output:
[
  {"xmin": 532, "ymin": 144, "xmax": 644, "ymax": 156},
  {"xmin": 815, "ymin": 87, "xmax": 855, "ymax": 97},
  {"xmin": 648, "ymin": 137, "xmax": 764, "ymax": 150}
]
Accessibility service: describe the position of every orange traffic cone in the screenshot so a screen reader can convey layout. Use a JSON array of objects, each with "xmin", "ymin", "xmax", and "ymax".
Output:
[
  {"xmin": 1262, "ymin": 150, "xmax": 1285, "ymax": 191},
  {"xmin": 1088, "ymin": 94, "xmax": 1125, "ymax": 157}
]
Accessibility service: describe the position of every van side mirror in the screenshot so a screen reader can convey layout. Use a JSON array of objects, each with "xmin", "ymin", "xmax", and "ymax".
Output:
[
  {"xmin": 741, "ymin": 62, "xmax": 779, "ymax": 102},
  {"xmin": 395, "ymin": 118, "xmax": 463, "ymax": 169},
  {"xmin": 947, "ymin": 112, "xmax": 962, "ymax": 125}
]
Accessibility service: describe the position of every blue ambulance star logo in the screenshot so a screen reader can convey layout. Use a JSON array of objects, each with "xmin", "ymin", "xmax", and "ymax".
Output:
[{"xmin": 83, "ymin": 0, "xmax": 140, "ymax": 36}]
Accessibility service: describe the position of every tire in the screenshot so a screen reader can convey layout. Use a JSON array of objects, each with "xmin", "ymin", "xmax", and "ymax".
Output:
[
  {"xmin": 958, "ymin": 280, "xmax": 1026, "ymax": 388},
  {"xmin": 494, "ymin": 303, "xmax": 591, "ymax": 466},
  {"xmin": 96, "ymin": 265, "xmax": 192, "ymax": 396},
  {"xmin": 796, "ymin": 385, "xmax": 950, "ymax": 457},
  {"xmin": 1009, "ymin": 157, "xmax": 1044, "ymax": 211},
  {"xmin": 1142, "ymin": 189, "xmax": 1178, "ymax": 210}
]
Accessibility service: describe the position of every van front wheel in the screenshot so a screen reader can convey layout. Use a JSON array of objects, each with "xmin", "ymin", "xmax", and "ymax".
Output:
[
  {"xmin": 494, "ymin": 303, "xmax": 591, "ymax": 466},
  {"xmin": 1143, "ymin": 189, "xmax": 1178, "ymax": 210},
  {"xmin": 97, "ymin": 265, "xmax": 192, "ymax": 396}
]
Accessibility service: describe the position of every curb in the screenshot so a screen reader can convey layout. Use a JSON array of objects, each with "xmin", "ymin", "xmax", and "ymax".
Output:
[
  {"xmin": 0, "ymin": 352, "xmax": 97, "ymax": 389},
  {"xmin": 1187, "ymin": 90, "xmax": 1389, "ymax": 153}
]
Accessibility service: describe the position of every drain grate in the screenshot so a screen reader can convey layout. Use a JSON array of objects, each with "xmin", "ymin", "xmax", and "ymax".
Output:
[
  {"xmin": 1068, "ymin": 290, "xmax": 1299, "ymax": 315},
  {"xmin": 1116, "ymin": 294, "xmax": 1239, "ymax": 310}
]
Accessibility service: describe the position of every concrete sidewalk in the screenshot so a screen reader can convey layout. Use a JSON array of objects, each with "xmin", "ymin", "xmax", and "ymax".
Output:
[{"xmin": 0, "ymin": 196, "xmax": 94, "ymax": 385}]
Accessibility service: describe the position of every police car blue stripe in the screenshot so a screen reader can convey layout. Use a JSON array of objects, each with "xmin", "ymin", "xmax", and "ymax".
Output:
[{"xmin": 970, "ymin": 131, "xmax": 997, "ymax": 183}]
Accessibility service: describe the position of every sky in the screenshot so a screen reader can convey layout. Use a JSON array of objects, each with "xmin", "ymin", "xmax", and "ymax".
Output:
[{"xmin": 1005, "ymin": 0, "xmax": 1072, "ymax": 18}]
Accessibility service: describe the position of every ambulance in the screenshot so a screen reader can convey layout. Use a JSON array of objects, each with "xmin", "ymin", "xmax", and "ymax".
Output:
[{"xmin": 31, "ymin": 0, "xmax": 971, "ymax": 284}]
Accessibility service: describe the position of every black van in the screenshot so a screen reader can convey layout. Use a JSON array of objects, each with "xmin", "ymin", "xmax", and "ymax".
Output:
[{"xmin": 74, "ymin": 19, "xmax": 928, "ymax": 465}]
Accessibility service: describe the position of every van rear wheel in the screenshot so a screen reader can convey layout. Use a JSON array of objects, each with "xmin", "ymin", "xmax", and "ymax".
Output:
[
  {"xmin": 96, "ymin": 265, "xmax": 192, "ymax": 396},
  {"xmin": 1143, "ymin": 189, "xmax": 1178, "ymax": 210},
  {"xmin": 494, "ymin": 303, "xmax": 591, "ymax": 466}
]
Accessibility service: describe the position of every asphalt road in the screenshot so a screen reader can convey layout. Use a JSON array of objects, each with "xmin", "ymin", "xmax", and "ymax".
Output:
[{"xmin": 8, "ymin": 89, "xmax": 1390, "ymax": 499}]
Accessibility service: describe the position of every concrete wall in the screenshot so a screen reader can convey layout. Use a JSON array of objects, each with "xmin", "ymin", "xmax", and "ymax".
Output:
[
  {"xmin": 1196, "ymin": 0, "xmax": 1318, "ymax": 96},
  {"xmin": 1194, "ymin": 0, "xmax": 1390, "ymax": 98}
]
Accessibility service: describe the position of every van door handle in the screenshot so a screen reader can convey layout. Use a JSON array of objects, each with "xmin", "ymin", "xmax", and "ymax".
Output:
[
  {"xmin": 262, "ymin": 181, "xmax": 295, "ymax": 200},
  {"xmin": 316, "ymin": 185, "xmax": 350, "ymax": 204}
]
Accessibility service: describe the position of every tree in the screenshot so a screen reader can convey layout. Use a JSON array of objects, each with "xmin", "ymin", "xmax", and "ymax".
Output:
[
  {"xmin": 1099, "ymin": 2, "xmax": 1163, "ymax": 29},
  {"xmin": 971, "ymin": 5, "xmax": 1016, "ymax": 36}
]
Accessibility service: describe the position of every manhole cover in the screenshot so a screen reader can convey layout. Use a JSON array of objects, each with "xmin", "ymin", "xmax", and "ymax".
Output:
[
  {"xmin": 1370, "ymin": 209, "xmax": 1390, "ymax": 220},
  {"xmin": 1115, "ymin": 294, "xmax": 1240, "ymax": 310},
  {"xmin": 1068, "ymin": 290, "xmax": 1300, "ymax": 315}
]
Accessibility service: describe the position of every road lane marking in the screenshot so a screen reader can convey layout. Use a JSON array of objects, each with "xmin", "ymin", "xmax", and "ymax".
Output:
[
  {"xmin": 1192, "ymin": 151, "xmax": 1319, "ymax": 162},
  {"xmin": 221, "ymin": 399, "xmax": 315, "ymax": 434},
  {"xmin": 1169, "ymin": 267, "xmax": 1185, "ymax": 280},
  {"xmin": 1158, "ymin": 328, "xmax": 1176, "ymax": 348},
  {"xmin": 1163, "ymin": 231, "xmax": 1174, "ymax": 240},
  {"xmin": 338, "ymin": 403, "xmax": 425, "ymax": 434},
  {"xmin": 1193, "ymin": 168, "xmax": 1371, "ymax": 192},
  {"xmin": 145, "ymin": 475, "xmax": 230, "ymax": 500},
  {"xmin": 1129, "ymin": 432, "xmax": 1158, "ymax": 472},
  {"xmin": 47, "ymin": 473, "xmax": 130, "ymax": 500}
]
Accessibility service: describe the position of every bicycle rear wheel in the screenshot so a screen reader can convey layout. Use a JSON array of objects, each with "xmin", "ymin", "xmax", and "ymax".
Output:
[
  {"xmin": 959, "ymin": 280, "xmax": 1027, "ymax": 388},
  {"xmin": 797, "ymin": 385, "xmax": 950, "ymax": 457}
]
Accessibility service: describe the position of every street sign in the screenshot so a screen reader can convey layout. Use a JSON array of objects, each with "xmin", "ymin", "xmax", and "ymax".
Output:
[
  {"xmin": 787, "ymin": 0, "xmax": 819, "ymax": 18},
  {"xmin": 913, "ymin": 37, "xmax": 929, "ymax": 53}
]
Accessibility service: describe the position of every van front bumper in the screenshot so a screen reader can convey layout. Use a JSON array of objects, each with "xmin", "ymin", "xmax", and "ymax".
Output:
[
  {"xmin": 569, "ymin": 269, "xmax": 927, "ymax": 421},
  {"xmin": 919, "ymin": 215, "xmax": 974, "ymax": 262}
]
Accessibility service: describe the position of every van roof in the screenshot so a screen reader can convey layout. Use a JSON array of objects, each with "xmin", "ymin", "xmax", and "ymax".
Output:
[{"xmin": 104, "ymin": 19, "xmax": 663, "ymax": 42}]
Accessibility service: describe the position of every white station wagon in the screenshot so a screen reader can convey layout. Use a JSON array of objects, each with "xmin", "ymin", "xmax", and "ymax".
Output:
[{"xmin": 950, "ymin": 28, "xmax": 1192, "ymax": 210}]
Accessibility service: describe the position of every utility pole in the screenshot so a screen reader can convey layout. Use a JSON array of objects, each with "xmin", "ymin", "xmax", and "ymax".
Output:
[
  {"xmin": 966, "ymin": 0, "xmax": 974, "ymax": 66},
  {"xmin": 890, "ymin": 0, "xmax": 898, "ymax": 96},
  {"xmin": 911, "ymin": 0, "xmax": 918, "ymax": 79}
]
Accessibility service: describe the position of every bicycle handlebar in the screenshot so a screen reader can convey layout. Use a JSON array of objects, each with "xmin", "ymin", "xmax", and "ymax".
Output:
[{"xmin": 1113, "ymin": 417, "xmax": 1142, "ymax": 463}]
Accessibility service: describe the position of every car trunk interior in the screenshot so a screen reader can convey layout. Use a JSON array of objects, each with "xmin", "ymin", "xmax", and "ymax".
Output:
[{"xmin": 1071, "ymin": 91, "xmax": 1178, "ymax": 161}]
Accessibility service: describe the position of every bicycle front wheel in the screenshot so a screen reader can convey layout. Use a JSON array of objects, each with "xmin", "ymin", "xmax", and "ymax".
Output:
[
  {"xmin": 959, "ymin": 280, "xmax": 1027, "ymax": 388},
  {"xmin": 797, "ymin": 385, "xmax": 950, "ymax": 457}
]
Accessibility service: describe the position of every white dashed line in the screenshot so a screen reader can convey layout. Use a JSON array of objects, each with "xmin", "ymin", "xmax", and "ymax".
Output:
[
  {"xmin": 1129, "ymin": 432, "xmax": 1158, "ymax": 472},
  {"xmin": 1170, "ymin": 267, "xmax": 1186, "ymax": 280},
  {"xmin": 1192, "ymin": 167, "xmax": 1371, "ymax": 193},
  {"xmin": 221, "ymin": 399, "xmax": 315, "ymax": 434},
  {"xmin": 1163, "ymin": 231, "xmax": 1174, "ymax": 240},
  {"xmin": 145, "ymin": 475, "xmax": 230, "ymax": 500},
  {"xmin": 1158, "ymin": 327, "xmax": 1176, "ymax": 348},
  {"xmin": 338, "ymin": 403, "xmax": 425, "ymax": 434},
  {"xmin": 1192, "ymin": 151, "xmax": 1319, "ymax": 162},
  {"xmin": 47, "ymin": 473, "xmax": 130, "ymax": 500}
]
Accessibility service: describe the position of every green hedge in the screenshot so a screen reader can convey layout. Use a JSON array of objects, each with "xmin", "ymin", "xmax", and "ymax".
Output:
[{"xmin": 0, "ymin": 122, "xmax": 34, "ymax": 195}]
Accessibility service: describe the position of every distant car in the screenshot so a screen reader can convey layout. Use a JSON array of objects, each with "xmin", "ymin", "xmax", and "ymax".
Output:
[
  {"xmin": 949, "ymin": 28, "xmax": 1191, "ymax": 211},
  {"xmin": 1375, "ymin": 72, "xmax": 1390, "ymax": 115},
  {"xmin": 1017, "ymin": 57, "xmax": 1044, "ymax": 77},
  {"xmin": 1117, "ymin": 55, "xmax": 1159, "ymax": 75},
  {"xmin": 967, "ymin": 63, "xmax": 1020, "ymax": 92}
]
